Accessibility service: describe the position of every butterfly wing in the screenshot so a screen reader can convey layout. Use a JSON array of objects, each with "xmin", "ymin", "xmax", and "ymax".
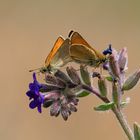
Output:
[
  {"xmin": 69, "ymin": 31, "xmax": 105, "ymax": 59},
  {"xmin": 45, "ymin": 36, "xmax": 72, "ymax": 71},
  {"xmin": 70, "ymin": 44, "xmax": 100, "ymax": 66},
  {"xmin": 69, "ymin": 31, "xmax": 106, "ymax": 61},
  {"xmin": 45, "ymin": 36, "xmax": 64, "ymax": 67},
  {"xmin": 50, "ymin": 38, "xmax": 72, "ymax": 68},
  {"xmin": 69, "ymin": 31, "xmax": 93, "ymax": 49}
]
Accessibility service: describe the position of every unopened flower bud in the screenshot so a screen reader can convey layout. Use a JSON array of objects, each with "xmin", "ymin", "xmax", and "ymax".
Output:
[
  {"xmin": 109, "ymin": 52, "xmax": 120, "ymax": 79},
  {"xmin": 44, "ymin": 92, "xmax": 60, "ymax": 100},
  {"xmin": 55, "ymin": 70, "xmax": 71, "ymax": 83},
  {"xmin": 122, "ymin": 69, "xmax": 140, "ymax": 91},
  {"xmin": 43, "ymin": 99, "xmax": 54, "ymax": 108},
  {"xmin": 66, "ymin": 67, "xmax": 81, "ymax": 85},
  {"xmin": 45, "ymin": 74, "xmax": 66, "ymax": 88},
  {"xmin": 80, "ymin": 65, "xmax": 91, "ymax": 85},
  {"xmin": 98, "ymin": 77, "xmax": 107, "ymax": 97},
  {"xmin": 134, "ymin": 122, "xmax": 140, "ymax": 139},
  {"xmin": 103, "ymin": 61, "xmax": 109, "ymax": 71},
  {"xmin": 69, "ymin": 103, "xmax": 77, "ymax": 112},
  {"xmin": 112, "ymin": 82, "xmax": 121, "ymax": 107},
  {"xmin": 61, "ymin": 109, "xmax": 69, "ymax": 121},
  {"xmin": 118, "ymin": 48, "xmax": 128, "ymax": 72},
  {"xmin": 39, "ymin": 84, "xmax": 60, "ymax": 92},
  {"xmin": 50, "ymin": 101, "xmax": 61, "ymax": 117}
]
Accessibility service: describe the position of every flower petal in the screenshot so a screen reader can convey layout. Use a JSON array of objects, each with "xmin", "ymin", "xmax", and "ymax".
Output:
[
  {"xmin": 29, "ymin": 100, "xmax": 38, "ymax": 109},
  {"xmin": 26, "ymin": 90, "xmax": 38, "ymax": 99},
  {"xmin": 45, "ymin": 74, "xmax": 66, "ymax": 88},
  {"xmin": 61, "ymin": 109, "xmax": 69, "ymax": 121},
  {"xmin": 50, "ymin": 101, "xmax": 61, "ymax": 116},
  {"xmin": 66, "ymin": 67, "xmax": 81, "ymax": 85},
  {"xmin": 29, "ymin": 82, "xmax": 39, "ymax": 92},
  {"xmin": 37, "ymin": 104, "xmax": 42, "ymax": 113},
  {"xmin": 33, "ymin": 73, "xmax": 37, "ymax": 81}
]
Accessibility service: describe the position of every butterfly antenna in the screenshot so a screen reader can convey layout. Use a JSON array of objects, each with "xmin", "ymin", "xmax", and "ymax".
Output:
[{"xmin": 29, "ymin": 67, "xmax": 40, "ymax": 72}]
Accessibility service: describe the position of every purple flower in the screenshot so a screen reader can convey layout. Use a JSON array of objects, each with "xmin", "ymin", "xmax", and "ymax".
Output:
[
  {"xmin": 43, "ymin": 92, "xmax": 79, "ymax": 121},
  {"xmin": 118, "ymin": 48, "xmax": 128, "ymax": 72},
  {"xmin": 42, "ymin": 69, "xmax": 80, "ymax": 120},
  {"xmin": 26, "ymin": 67, "xmax": 91, "ymax": 120},
  {"xmin": 26, "ymin": 73, "xmax": 45, "ymax": 113},
  {"xmin": 103, "ymin": 44, "xmax": 112, "ymax": 55}
]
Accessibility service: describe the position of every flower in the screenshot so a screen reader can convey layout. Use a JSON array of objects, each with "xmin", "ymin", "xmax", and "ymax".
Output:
[
  {"xmin": 26, "ymin": 73, "xmax": 45, "ymax": 113},
  {"xmin": 26, "ymin": 67, "xmax": 95, "ymax": 120},
  {"xmin": 103, "ymin": 44, "xmax": 112, "ymax": 55},
  {"xmin": 48, "ymin": 93, "xmax": 79, "ymax": 121},
  {"xmin": 43, "ymin": 68, "xmax": 80, "ymax": 120},
  {"xmin": 118, "ymin": 48, "xmax": 128, "ymax": 72},
  {"xmin": 108, "ymin": 51, "xmax": 120, "ymax": 79}
]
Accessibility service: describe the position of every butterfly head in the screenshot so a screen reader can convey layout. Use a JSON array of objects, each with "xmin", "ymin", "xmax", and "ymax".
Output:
[{"xmin": 29, "ymin": 65, "xmax": 53, "ymax": 74}]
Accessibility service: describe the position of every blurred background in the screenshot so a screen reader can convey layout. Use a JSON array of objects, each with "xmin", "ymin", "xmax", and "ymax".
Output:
[{"xmin": 0, "ymin": 0, "xmax": 140, "ymax": 140}]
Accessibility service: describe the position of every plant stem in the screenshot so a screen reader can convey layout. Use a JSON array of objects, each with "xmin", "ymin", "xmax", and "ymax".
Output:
[
  {"xmin": 83, "ymin": 84, "xmax": 134, "ymax": 140},
  {"xmin": 82, "ymin": 84, "xmax": 110, "ymax": 103},
  {"xmin": 112, "ymin": 107, "xmax": 134, "ymax": 140}
]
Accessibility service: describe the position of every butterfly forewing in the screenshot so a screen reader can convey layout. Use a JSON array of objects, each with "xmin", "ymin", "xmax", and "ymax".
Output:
[
  {"xmin": 45, "ymin": 36, "xmax": 64, "ymax": 67},
  {"xmin": 69, "ymin": 31, "xmax": 106, "ymax": 67},
  {"xmin": 69, "ymin": 31, "xmax": 94, "ymax": 50}
]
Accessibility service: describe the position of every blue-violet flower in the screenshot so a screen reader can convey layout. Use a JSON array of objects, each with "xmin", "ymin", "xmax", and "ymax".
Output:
[{"xmin": 26, "ymin": 73, "xmax": 45, "ymax": 113}]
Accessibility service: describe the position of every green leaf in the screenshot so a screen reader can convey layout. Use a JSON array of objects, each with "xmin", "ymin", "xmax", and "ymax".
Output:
[
  {"xmin": 106, "ymin": 76, "xmax": 114, "ymax": 82},
  {"xmin": 80, "ymin": 65, "xmax": 91, "ymax": 86},
  {"xmin": 98, "ymin": 77, "xmax": 107, "ymax": 97},
  {"xmin": 76, "ymin": 90, "xmax": 90, "ymax": 97},
  {"xmin": 134, "ymin": 122, "xmax": 140, "ymax": 140},
  {"xmin": 94, "ymin": 102, "xmax": 114, "ymax": 111}
]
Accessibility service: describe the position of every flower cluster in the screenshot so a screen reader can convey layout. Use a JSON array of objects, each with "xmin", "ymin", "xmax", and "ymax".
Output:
[
  {"xmin": 97, "ymin": 47, "xmax": 140, "ymax": 109},
  {"xmin": 26, "ymin": 67, "xmax": 92, "ymax": 120},
  {"xmin": 26, "ymin": 28, "xmax": 140, "ymax": 140}
]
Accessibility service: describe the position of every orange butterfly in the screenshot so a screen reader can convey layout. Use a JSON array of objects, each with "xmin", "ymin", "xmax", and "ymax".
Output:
[
  {"xmin": 30, "ymin": 36, "xmax": 72, "ymax": 73},
  {"xmin": 69, "ymin": 31, "xmax": 106, "ymax": 67}
]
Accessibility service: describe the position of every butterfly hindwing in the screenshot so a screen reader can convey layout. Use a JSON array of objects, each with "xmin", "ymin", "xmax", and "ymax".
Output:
[
  {"xmin": 50, "ymin": 38, "xmax": 72, "ymax": 68},
  {"xmin": 70, "ymin": 44, "xmax": 99, "ymax": 66}
]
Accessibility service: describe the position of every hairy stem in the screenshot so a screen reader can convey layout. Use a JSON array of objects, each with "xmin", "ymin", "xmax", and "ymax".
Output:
[
  {"xmin": 82, "ymin": 84, "xmax": 110, "ymax": 103},
  {"xmin": 83, "ymin": 84, "xmax": 134, "ymax": 140},
  {"xmin": 112, "ymin": 107, "xmax": 134, "ymax": 140}
]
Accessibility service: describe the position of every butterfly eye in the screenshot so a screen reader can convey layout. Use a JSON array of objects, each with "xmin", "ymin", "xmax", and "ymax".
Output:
[
  {"xmin": 102, "ymin": 58, "xmax": 107, "ymax": 63},
  {"xmin": 40, "ymin": 67, "xmax": 48, "ymax": 73}
]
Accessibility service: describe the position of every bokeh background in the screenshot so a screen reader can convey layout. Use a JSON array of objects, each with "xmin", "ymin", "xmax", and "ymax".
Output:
[{"xmin": 0, "ymin": 0, "xmax": 140, "ymax": 140}]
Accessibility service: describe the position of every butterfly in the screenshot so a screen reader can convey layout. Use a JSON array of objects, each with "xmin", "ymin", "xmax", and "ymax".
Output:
[
  {"xmin": 30, "ymin": 36, "xmax": 72, "ymax": 74},
  {"xmin": 69, "ymin": 31, "xmax": 107, "ymax": 67}
]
